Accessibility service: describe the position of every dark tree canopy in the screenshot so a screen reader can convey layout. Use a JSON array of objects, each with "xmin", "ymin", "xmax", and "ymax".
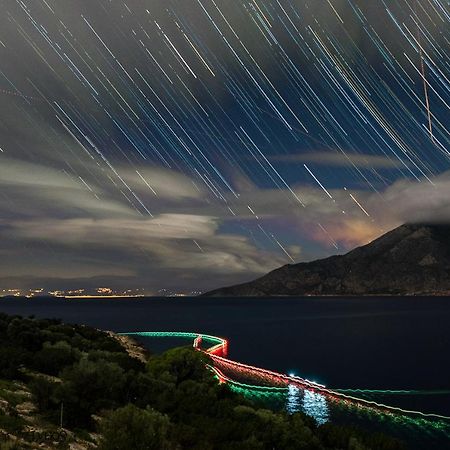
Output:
[{"xmin": 0, "ymin": 314, "xmax": 406, "ymax": 450}]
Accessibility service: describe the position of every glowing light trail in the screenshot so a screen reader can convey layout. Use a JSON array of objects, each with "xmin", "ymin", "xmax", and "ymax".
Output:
[{"xmin": 122, "ymin": 331, "xmax": 450, "ymax": 422}]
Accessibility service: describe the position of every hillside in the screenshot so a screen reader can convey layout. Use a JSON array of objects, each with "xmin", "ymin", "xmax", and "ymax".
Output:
[
  {"xmin": 204, "ymin": 224, "xmax": 450, "ymax": 297},
  {"xmin": 0, "ymin": 314, "xmax": 405, "ymax": 449}
]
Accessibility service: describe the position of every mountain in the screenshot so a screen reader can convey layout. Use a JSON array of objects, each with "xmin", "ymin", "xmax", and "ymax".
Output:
[{"xmin": 204, "ymin": 224, "xmax": 450, "ymax": 296}]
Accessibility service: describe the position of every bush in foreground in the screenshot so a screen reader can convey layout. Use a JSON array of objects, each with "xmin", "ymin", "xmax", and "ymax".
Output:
[
  {"xmin": 98, "ymin": 404, "xmax": 174, "ymax": 450},
  {"xmin": 0, "ymin": 314, "xmax": 406, "ymax": 450}
]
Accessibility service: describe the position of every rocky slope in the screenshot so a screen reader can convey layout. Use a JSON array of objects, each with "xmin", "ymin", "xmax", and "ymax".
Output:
[{"xmin": 204, "ymin": 224, "xmax": 450, "ymax": 296}]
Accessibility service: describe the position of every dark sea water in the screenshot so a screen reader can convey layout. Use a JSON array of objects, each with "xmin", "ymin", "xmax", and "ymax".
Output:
[{"xmin": 1, "ymin": 296, "xmax": 449, "ymax": 449}]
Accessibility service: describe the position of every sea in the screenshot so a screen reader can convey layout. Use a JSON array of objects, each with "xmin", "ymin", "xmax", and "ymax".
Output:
[{"xmin": 0, "ymin": 295, "xmax": 449, "ymax": 449}]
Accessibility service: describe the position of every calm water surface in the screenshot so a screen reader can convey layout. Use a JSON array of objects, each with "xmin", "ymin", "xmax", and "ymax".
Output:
[{"xmin": 1, "ymin": 296, "xmax": 449, "ymax": 449}]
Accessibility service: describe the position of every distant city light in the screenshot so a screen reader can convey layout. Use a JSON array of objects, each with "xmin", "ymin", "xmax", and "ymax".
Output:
[{"xmin": 0, "ymin": 287, "xmax": 201, "ymax": 298}]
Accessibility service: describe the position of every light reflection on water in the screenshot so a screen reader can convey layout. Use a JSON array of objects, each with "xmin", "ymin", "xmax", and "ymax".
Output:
[
  {"xmin": 286, "ymin": 384, "xmax": 329, "ymax": 425},
  {"xmin": 302, "ymin": 389, "xmax": 329, "ymax": 425},
  {"xmin": 231, "ymin": 384, "xmax": 450, "ymax": 450},
  {"xmin": 130, "ymin": 336, "xmax": 450, "ymax": 449}
]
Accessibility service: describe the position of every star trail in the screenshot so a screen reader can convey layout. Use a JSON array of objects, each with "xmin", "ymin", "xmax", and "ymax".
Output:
[{"xmin": 0, "ymin": 0, "xmax": 448, "ymax": 293}]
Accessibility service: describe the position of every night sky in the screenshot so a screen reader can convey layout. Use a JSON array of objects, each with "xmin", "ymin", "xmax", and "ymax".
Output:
[{"xmin": 0, "ymin": 0, "xmax": 449, "ymax": 294}]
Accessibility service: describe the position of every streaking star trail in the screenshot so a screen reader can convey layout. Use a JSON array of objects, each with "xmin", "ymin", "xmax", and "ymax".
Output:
[{"xmin": 0, "ymin": 0, "xmax": 449, "ymax": 293}]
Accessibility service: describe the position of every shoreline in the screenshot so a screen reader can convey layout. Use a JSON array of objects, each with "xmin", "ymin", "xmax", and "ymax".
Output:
[
  {"xmin": 106, "ymin": 331, "xmax": 149, "ymax": 363},
  {"xmin": 2, "ymin": 293, "xmax": 450, "ymax": 301}
]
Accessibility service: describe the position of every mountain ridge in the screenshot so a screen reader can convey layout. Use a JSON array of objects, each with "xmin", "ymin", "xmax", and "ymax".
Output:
[{"xmin": 203, "ymin": 223, "xmax": 450, "ymax": 297}]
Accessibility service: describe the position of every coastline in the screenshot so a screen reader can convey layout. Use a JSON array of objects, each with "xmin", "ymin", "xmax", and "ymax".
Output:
[{"xmin": 106, "ymin": 331, "xmax": 149, "ymax": 363}]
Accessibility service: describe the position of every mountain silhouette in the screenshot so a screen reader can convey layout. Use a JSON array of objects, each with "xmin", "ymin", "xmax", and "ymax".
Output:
[{"xmin": 204, "ymin": 224, "xmax": 450, "ymax": 296}]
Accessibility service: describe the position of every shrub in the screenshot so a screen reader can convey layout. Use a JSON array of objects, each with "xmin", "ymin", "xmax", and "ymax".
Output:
[
  {"xmin": 0, "ymin": 410, "xmax": 25, "ymax": 434},
  {"xmin": 0, "ymin": 347, "xmax": 30, "ymax": 379},
  {"xmin": 29, "ymin": 376, "xmax": 58, "ymax": 412},
  {"xmin": 147, "ymin": 346, "xmax": 212, "ymax": 386},
  {"xmin": 33, "ymin": 341, "xmax": 80, "ymax": 376},
  {"xmin": 98, "ymin": 404, "xmax": 173, "ymax": 450},
  {"xmin": 54, "ymin": 358, "xmax": 126, "ymax": 428}
]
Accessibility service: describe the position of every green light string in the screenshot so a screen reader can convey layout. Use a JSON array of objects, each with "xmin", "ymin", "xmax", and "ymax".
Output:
[
  {"xmin": 335, "ymin": 389, "xmax": 450, "ymax": 396},
  {"xmin": 207, "ymin": 364, "xmax": 288, "ymax": 392},
  {"xmin": 121, "ymin": 331, "xmax": 450, "ymax": 422}
]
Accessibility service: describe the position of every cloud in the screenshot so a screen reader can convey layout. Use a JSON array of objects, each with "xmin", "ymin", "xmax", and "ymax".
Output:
[
  {"xmin": 8, "ymin": 214, "xmax": 218, "ymax": 245},
  {"xmin": 1, "ymin": 130, "xmax": 450, "ymax": 292},
  {"xmin": 297, "ymin": 171, "xmax": 450, "ymax": 248},
  {"xmin": 0, "ymin": 157, "xmax": 77, "ymax": 189},
  {"xmin": 271, "ymin": 151, "xmax": 408, "ymax": 169},
  {"xmin": 121, "ymin": 167, "xmax": 205, "ymax": 201},
  {"xmin": 214, "ymin": 170, "xmax": 450, "ymax": 253},
  {"xmin": 1, "ymin": 211, "xmax": 288, "ymax": 290},
  {"xmin": 0, "ymin": 156, "xmax": 137, "ymax": 219},
  {"xmin": 0, "ymin": 137, "xmax": 208, "ymax": 221},
  {"xmin": 370, "ymin": 171, "xmax": 450, "ymax": 224}
]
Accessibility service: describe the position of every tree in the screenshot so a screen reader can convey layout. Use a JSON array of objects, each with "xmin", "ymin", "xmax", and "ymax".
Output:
[
  {"xmin": 6, "ymin": 317, "xmax": 43, "ymax": 352},
  {"xmin": 147, "ymin": 347, "xmax": 213, "ymax": 386},
  {"xmin": 54, "ymin": 358, "xmax": 127, "ymax": 428},
  {"xmin": 98, "ymin": 404, "xmax": 174, "ymax": 450},
  {"xmin": 0, "ymin": 346, "xmax": 30, "ymax": 379},
  {"xmin": 29, "ymin": 376, "xmax": 58, "ymax": 412},
  {"xmin": 33, "ymin": 341, "xmax": 80, "ymax": 376}
]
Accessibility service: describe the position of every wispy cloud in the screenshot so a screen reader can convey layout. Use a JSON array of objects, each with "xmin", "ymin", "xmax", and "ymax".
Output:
[
  {"xmin": 271, "ymin": 151, "xmax": 409, "ymax": 169},
  {"xmin": 1, "ymin": 132, "xmax": 450, "ymax": 292}
]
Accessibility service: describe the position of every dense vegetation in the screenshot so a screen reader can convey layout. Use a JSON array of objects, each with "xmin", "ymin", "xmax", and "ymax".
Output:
[{"xmin": 0, "ymin": 313, "xmax": 406, "ymax": 449}]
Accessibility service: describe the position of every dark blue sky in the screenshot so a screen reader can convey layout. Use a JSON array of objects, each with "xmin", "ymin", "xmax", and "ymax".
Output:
[{"xmin": 0, "ymin": 0, "xmax": 449, "ymax": 294}]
